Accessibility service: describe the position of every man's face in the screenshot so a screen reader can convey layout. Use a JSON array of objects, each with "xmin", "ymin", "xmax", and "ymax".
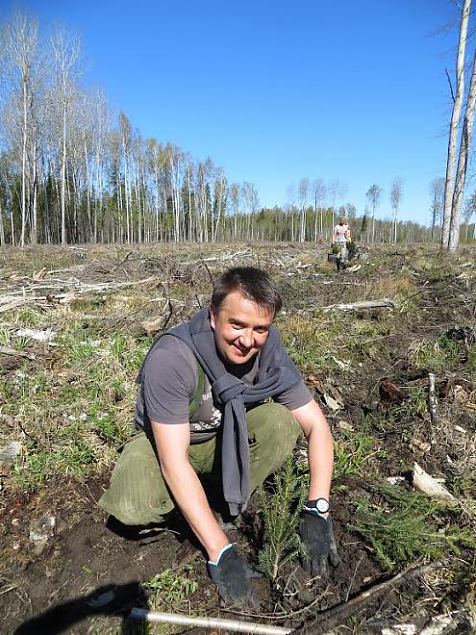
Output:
[{"xmin": 210, "ymin": 291, "xmax": 274, "ymax": 365}]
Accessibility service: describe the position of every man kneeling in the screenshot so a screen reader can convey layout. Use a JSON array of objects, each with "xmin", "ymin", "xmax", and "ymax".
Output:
[{"xmin": 99, "ymin": 267, "xmax": 338, "ymax": 603}]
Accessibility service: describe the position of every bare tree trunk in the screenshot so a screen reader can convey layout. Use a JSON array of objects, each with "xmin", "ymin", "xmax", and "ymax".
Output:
[
  {"xmin": 83, "ymin": 136, "xmax": 92, "ymax": 241},
  {"xmin": 61, "ymin": 105, "xmax": 67, "ymax": 244},
  {"xmin": 10, "ymin": 207, "xmax": 15, "ymax": 245},
  {"xmin": 0, "ymin": 200, "xmax": 5, "ymax": 245},
  {"xmin": 21, "ymin": 76, "xmax": 28, "ymax": 247},
  {"xmin": 31, "ymin": 141, "xmax": 38, "ymax": 244},
  {"xmin": 448, "ymin": 48, "xmax": 476, "ymax": 252},
  {"xmin": 442, "ymin": 0, "xmax": 471, "ymax": 248}
]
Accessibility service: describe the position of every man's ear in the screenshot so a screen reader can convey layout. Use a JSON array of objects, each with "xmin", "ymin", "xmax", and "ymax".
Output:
[{"xmin": 210, "ymin": 305, "xmax": 217, "ymax": 330}]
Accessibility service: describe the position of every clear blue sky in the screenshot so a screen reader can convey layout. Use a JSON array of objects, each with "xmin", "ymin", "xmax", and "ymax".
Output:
[{"xmin": 1, "ymin": 0, "xmax": 468, "ymax": 224}]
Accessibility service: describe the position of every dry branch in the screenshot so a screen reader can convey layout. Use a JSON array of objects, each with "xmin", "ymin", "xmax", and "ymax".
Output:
[
  {"xmin": 322, "ymin": 299, "xmax": 396, "ymax": 312},
  {"xmin": 412, "ymin": 463, "xmax": 457, "ymax": 503},
  {"xmin": 428, "ymin": 373, "xmax": 439, "ymax": 425},
  {"xmin": 0, "ymin": 276, "xmax": 159, "ymax": 314},
  {"xmin": 293, "ymin": 561, "xmax": 442, "ymax": 634},
  {"xmin": 0, "ymin": 345, "xmax": 35, "ymax": 360}
]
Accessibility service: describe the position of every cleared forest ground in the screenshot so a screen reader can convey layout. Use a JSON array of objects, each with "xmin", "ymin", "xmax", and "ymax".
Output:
[{"xmin": 0, "ymin": 242, "xmax": 475, "ymax": 635}]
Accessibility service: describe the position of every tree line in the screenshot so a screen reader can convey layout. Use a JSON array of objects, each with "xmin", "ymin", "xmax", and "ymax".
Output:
[{"xmin": 0, "ymin": 12, "xmax": 474, "ymax": 247}]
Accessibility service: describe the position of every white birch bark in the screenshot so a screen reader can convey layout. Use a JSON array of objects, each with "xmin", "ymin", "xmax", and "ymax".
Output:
[
  {"xmin": 448, "ymin": 47, "xmax": 476, "ymax": 252},
  {"xmin": 50, "ymin": 28, "xmax": 81, "ymax": 245},
  {"xmin": 442, "ymin": 0, "xmax": 471, "ymax": 248}
]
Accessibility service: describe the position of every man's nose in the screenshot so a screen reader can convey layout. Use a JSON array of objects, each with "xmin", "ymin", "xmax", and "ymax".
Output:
[{"xmin": 239, "ymin": 329, "xmax": 253, "ymax": 348}]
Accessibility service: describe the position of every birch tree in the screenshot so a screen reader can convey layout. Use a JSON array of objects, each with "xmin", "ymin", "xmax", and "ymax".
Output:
[
  {"xmin": 390, "ymin": 178, "xmax": 403, "ymax": 244},
  {"xmin": 91, "ymin": 88, "xmax": 110, "ymax": 242},
  {"xmin": 50, "ymin": 27, "xmax": 81, "ymax": 245},
  {"xmin": 242, "ymin": 182, "xmax": 259, "ymax": 240},
  {"xmin": 448, "ymin": 46, "xmax": 476, "ymax": 252},
  {"xmin": 312, "ymin": 178, "xmax": 326, "ymax": 240},
  {"xmin": 298, "ymin": 177, "xmax": 309, "ymax": 242},
  {"xmin": 1, "ymin": 13, "xmax": 40, "ymax": 246},
  {"xmin": 328, "ymin": 178, "xmax": 347, "ymax": 233},
  {"xmin": 366, "ymin": 184, "xmax": 382, "ymax": 242},
  {"xmin": 442, "ymin": 0, "xmax": 471, "ymax": 249},
  {"xmin": 430, "ymin": 177, "xmax": 444, "ymax": 241},
  {"xmin": 229, "ymin": 182, "xmax": 240, "ymax": 240}
]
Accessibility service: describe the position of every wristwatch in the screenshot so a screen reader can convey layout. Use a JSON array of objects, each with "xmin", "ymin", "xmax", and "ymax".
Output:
[{"xmin": 304, "ymin": 498, "xmax": 330, "ymax": 515}]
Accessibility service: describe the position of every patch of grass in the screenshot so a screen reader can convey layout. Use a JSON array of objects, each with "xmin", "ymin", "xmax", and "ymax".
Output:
[
  {"xmin": 278, "ymin": 314, "xmax": 344, "ymax": 373},
  {"xmin": 394, "ymin": 387, "xmax": 428, "ymax": 419},
  {"xmin": 16, "ymin": 307, "xmax": 42, "ymax": 327},
  {"xmin": 14, "ymin": 437, "xmax": 95, "ymax": 490},
  {"xmin": 352, "ymin": 482, "xmax": 476, "ymax": 571},
  {"xmin": 410, "ymin": 336, "xmax": 461, "ymax": 371},
  {"xmin": 0, "ymin": 327, "xmax": 11, "ymax": 345},
  {"xmin": 60, "ymin": 334, "xmax": 99, "ymax": 366},
  {"xmin": 144, "ymin": 569, "xmax": 198, "ymax": 608},
  {"xmin": 334, "ymin": 428, "xmax": 388, "ymax": 483},
  {"xmin": 468, "ymin": 345, "xmax": 476, "ymax": 378},
  {"xmin": 258, "ymin": 458, "xmax": 307, "ymax": 580},
  {"xmin": 13, "ymin": 336, "xmax": 30, "ymax": 351},
  {"xmin": 362, "ymin": 276, "xmax": 415, "ymax": 301}
]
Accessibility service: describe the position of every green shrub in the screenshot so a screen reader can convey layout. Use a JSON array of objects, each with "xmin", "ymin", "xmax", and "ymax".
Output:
[
  {"xmin": 258, "ymin": 458, "xmax": 307, "ymax": 580},
  {"xmin": 352, "ymin": 483, "xmax": 476, "ymax": 571}
]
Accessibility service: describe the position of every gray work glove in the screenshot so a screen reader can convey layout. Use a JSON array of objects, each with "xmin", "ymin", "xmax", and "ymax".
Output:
[
  {"xmin": 207, "ymin": 544, "xmax": 254, "ymax": 605},
  {"xmin": 300, "ymin": 512, "xmax": 339, "ymax": 577}
]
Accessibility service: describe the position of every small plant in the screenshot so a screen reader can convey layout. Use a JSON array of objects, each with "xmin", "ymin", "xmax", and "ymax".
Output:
[
  {"xmin": 16, "ymin": 307, "xmax": 41, "ymax": 327},
  {"xmin": 258, "ymin": 457, "xmax": 307, "ymax": 580},
  {"xmin": 62, "ymin": 336, "xmax": 97, "ymax": 365},
  {"xmin": 351, "ymin": 482, "xmax": 476, "ymax": 571},
  {"xmin": 144, "ymin": 569, "xmax": 198, "ymax": 606},
  {"xmin": 334, "ymin": 428, "xmax": 387, "ymax": 483},
  {"xmin": 410, "ymin": 336, "xmax": 461, "ymax": 371},
  {"xmin": 0, "ymin": 327, "xmax": 11, "ymax": 345},
  {"xmin": 14, "ymin": 336, "xmax": 30, "ymax": 351},
  {"xmin": 112, "ymin": 334, "xmax": 128, "ymax": 361},
  {"xmin": 394, "ymin": 387, "xmax": 428, "ymax": 419}
]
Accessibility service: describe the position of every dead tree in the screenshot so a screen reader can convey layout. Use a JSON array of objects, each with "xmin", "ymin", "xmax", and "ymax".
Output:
[
  {"xmin": 448, "ymin": 47, "xmax": 476, "ymax": 252},
  {"xmin": 442, "ymin": 0, "xmax": 471, "ymax": 250}
]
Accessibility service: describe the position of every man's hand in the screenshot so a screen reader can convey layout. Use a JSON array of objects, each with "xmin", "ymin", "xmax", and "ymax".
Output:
[
  {"xmin": 300, "ymin": 512, "xmax": 339, "ymax": 577},
  {"xmin": 207, "ymin": 544, "xmax": 254, "ymax": 605}
]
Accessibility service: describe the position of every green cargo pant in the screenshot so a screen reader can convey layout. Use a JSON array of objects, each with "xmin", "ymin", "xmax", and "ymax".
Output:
[{"xmin": 98, "ymin": 402, "xmax": 301, "ymax": 525}]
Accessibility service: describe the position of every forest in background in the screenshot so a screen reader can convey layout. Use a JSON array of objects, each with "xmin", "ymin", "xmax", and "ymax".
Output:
[{"xmin": 1, "ymin": 12, "xmax": 476, "ymax": 248}]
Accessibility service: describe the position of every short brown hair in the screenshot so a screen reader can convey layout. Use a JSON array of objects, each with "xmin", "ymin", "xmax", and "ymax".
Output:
[{"xmin": 211, "ymin": 267, "xmax": 282, "ymax": 315}]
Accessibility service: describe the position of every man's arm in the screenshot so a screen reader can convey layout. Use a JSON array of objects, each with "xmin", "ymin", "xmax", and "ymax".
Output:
[
  {"xmin": 151, "ymin": 420, "xmax": 229, "ymax": 561},
  {"xmin": 291, "ymin": 399, "xmax": 339, "ymax": 577},
  {"xmin": 290, "ymin": 399, "xmax": 333, "ymax": 506}
]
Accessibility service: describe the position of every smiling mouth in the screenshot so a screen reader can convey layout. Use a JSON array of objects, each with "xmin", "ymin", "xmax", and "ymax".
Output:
[{"xmin": 233, "ymin": 344, "xmax": 251, "ymax": 356}]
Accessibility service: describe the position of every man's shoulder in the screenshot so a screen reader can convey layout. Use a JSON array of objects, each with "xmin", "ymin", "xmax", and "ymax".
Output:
[{"xmin": 144, "ymin": 334, "xmax": 197, "ymax": 371}]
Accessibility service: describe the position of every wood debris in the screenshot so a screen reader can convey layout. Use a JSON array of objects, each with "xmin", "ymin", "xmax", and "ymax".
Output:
[
  {"xmin": 412, "ymin": 463, "xmax": 457, "ymax": 503},
  {"xmin": 323, "ymin": 299, "xmax": 396, "ymax": 312}
]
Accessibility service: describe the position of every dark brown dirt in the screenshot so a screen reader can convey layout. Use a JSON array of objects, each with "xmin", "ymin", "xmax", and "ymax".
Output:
[{"xmin": 0, "ymin": 244, "xmax": 475, "ymax": 634}]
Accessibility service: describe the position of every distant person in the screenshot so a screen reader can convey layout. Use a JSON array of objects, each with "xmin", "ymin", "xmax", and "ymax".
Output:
[
  {"xmin": 332, "ymin": 217, "xmax": 351, "ymax": 267},
  {"xmin": 99, "ymin": 267, "xmax": 338, "ymax": 605}
]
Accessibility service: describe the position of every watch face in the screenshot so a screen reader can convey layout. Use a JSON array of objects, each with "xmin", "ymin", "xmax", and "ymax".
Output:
[{"xmin": 316, "ymin": 498, "xmax": 329, "ymax": 514}]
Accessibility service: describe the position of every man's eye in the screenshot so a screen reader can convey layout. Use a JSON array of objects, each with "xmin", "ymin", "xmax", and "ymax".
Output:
[{"xmin": 255, "ymin": 328, "xmax": 268, "ymax": 334}]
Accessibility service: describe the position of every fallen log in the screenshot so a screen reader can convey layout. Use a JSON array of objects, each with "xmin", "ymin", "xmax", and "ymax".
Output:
[
  {"xmin": 322, "ymin": 299, "xmax": 396, "ymax": 312},
  {"xmin": 0, "ymin": 276, "xmax": 159, "ymax": 314},
  {"xmin": 0, "ymin": 345, "xmax": 35, "ymax": 360}
]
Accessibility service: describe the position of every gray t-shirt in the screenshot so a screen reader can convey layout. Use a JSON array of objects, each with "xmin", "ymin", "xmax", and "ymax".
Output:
[{"xmin": 135, "ymin": 335, "xmax": 312, "ymax": 443}]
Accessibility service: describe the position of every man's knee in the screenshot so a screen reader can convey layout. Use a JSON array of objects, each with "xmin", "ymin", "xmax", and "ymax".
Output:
[
  {"xmin": 98, "ymin": 432, "xmax": 174, "ymax": 526},
  {"xmin": 247, "ymin": 402, "xmax": 301, "ymax": 464}
]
